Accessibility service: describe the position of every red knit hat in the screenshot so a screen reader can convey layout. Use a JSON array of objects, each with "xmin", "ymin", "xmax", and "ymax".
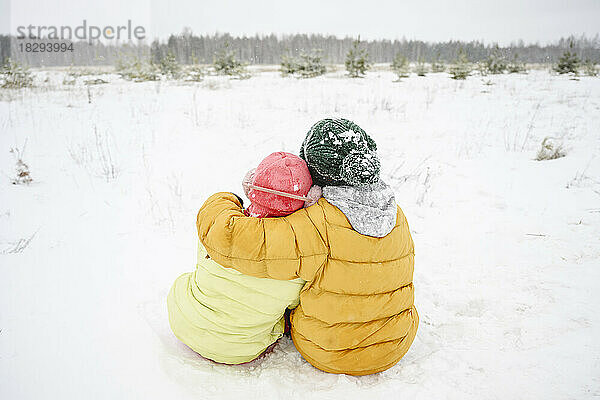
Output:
[{"xmin": 245, "ymin": 152, "xmax": 313, "ymax": 218}]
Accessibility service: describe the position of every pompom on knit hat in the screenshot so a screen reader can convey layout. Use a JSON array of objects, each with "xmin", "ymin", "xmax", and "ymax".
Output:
[
  {"xmin": 245, "ymin": 152, "xmax": 313, "ymax": 218},
  {"xmin": 299, "ymin": 118, "xmax": 380, "ymax": 187}
]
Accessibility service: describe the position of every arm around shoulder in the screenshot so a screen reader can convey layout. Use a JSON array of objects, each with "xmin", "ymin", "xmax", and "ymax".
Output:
[{"xmin": 197, "ymin": 192, "xmax": 328, "ymax": 281}]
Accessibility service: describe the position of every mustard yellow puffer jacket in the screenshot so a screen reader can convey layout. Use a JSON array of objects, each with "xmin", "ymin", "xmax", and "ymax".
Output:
[{"xmin": 197, "ymin": 192, "xmax": 418, "ymax": 376}]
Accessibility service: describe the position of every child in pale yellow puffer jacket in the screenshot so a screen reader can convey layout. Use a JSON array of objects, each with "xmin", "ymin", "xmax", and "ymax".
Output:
[{"xmin": 167, "ymin": 152, "xmax": 321, "ymax": 364}]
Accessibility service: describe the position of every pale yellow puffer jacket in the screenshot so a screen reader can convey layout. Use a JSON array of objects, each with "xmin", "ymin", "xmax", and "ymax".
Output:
[{"xmin": 167, "ymin": 242, "xmax": 305, "ymax": 364}]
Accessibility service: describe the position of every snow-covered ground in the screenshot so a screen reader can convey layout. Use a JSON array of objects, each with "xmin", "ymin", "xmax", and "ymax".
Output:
[{"xmin": 1, "ymin": 68, "xmax": 599, "ymax": 399}]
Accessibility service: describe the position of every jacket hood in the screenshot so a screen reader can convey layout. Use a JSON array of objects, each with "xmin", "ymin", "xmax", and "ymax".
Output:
[{"xmin": 322, "ymin": 180, "xmax": 397, "ymax": 237}]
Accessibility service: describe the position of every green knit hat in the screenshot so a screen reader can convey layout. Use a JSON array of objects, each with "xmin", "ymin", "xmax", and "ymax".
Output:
[{"xmin": 299, "ymin": 118, "xmax": 380, "ymax": 186}]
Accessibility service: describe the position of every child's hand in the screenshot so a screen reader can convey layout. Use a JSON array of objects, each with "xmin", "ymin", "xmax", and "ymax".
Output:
[
  {"xmin": 242, "ymin": 168, "xmax": 256, "ymax": 199},
  {"xmin": 304, "ymin": 185, "xmax": 322, "ymax": 208}
]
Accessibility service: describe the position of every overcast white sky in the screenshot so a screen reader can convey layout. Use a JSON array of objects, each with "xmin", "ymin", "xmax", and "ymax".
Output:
[{"xmin": 1, "ymin": 0, "xmax": 599, "ymax": 45}]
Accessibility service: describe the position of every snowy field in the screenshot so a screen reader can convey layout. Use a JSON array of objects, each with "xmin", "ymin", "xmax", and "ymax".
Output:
[{"xmin": 1, "ymin": 68, "xmax": 599, "ymax": 399}]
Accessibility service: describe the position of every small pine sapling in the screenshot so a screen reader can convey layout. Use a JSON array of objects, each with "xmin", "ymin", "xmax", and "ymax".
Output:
[
  {"xmin": 431, "ymin": 51, "xmax": 445, "ymax": 73},
  {"xmin": 391, "ymin": 53, "xmax": 410, "ymax": 81},
  {"xmin": 159, "ymin": 52, "xmax": 182, "ymax": 79},
  {"xmin": 475, "ymin": 61, "xmax": 489, "ymax": 77},
  {"xmin": 485, "ymin": 45, "xmax": 507, "ymax": 74},
  {"xmin": 414, "ymin": 59, "xmax": 428, "ymax": 77},
  {"xmin": 296, "ymin": 50, "xmax": 326, "ymax": 78},
  {"xmin": 582, "ymin": 59, "xmax": 598, "ymax": 77},
  {"xmin": 183, "ymin": 55, "xmax": 205, "ymax": 82},
  {"xmin": 345, "ymin": 37, "xmax": 371, "ymax": 78},
  {"xmin": 449, "ymin": 49, "xmax": 472, "ymax": 80},
  {"xmin": 507, "ymin": 53, "xmax": 527, "ymax": 74},
  {"xmin": 213, "ymin": 42, "xmax": 250, "ymax": 79},
  {"xmin": 115, "ymin": 55, "xmax": 159, "ymax": 82},
  {"xmin": 1, "ymin": 59, "xmax": 34, "ymax": 89},
  {"xmin": 280, "ymin": 52, "xmax": 299, "ymax": 76},
  {"xmin": 554, "ymin": 41, "xmax": 580, "ymax": 75}
]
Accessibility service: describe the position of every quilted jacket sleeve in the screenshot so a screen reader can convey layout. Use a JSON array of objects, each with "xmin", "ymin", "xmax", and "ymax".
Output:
[{"xmin": 196, "ymin": 192, "xmax": 328, "ymax": 281}]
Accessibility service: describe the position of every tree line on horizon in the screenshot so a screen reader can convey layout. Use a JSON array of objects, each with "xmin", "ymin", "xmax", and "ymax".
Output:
[
  {"xmin": 2, "ymin": 35, "xmax": 595, "ymax": 89},
  {"xmin": 1, "ymin": 32, "xmax": 599, "ymax": 67}
]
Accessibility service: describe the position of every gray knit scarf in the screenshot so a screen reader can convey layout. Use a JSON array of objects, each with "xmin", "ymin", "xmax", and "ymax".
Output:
[{"xmin": 322, "ymin": 180, "xmax": 397, "ymax": 238}]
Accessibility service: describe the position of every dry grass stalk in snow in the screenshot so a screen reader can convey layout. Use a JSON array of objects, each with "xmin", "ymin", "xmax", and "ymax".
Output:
[
  {"xmin": 201, "ymin": 78, "xmax": 230, "ymax": 90},
  {"xmin": 536, "ymin": 137, "xmax": 566, "ymax": 161},
  {"xmin": 94, "ymin": 127, "xmax": 119, "ymax": 181},
  {"xmin": 9, "ymin": 146, "xmax": 32, "ymax": 185},
  {"xmin": 1, "ymin": 231, "xmax": 37, "ymax": 254}
]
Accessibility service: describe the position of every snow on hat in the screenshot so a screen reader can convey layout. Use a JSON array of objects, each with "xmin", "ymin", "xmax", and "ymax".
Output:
[
  {"xmin": 245, "ymin": 152, "xmax": 313, "ymax": 218},
  {"xmin": 299, "ymin": 118, "xmax": 380, "ymax": 187}
]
